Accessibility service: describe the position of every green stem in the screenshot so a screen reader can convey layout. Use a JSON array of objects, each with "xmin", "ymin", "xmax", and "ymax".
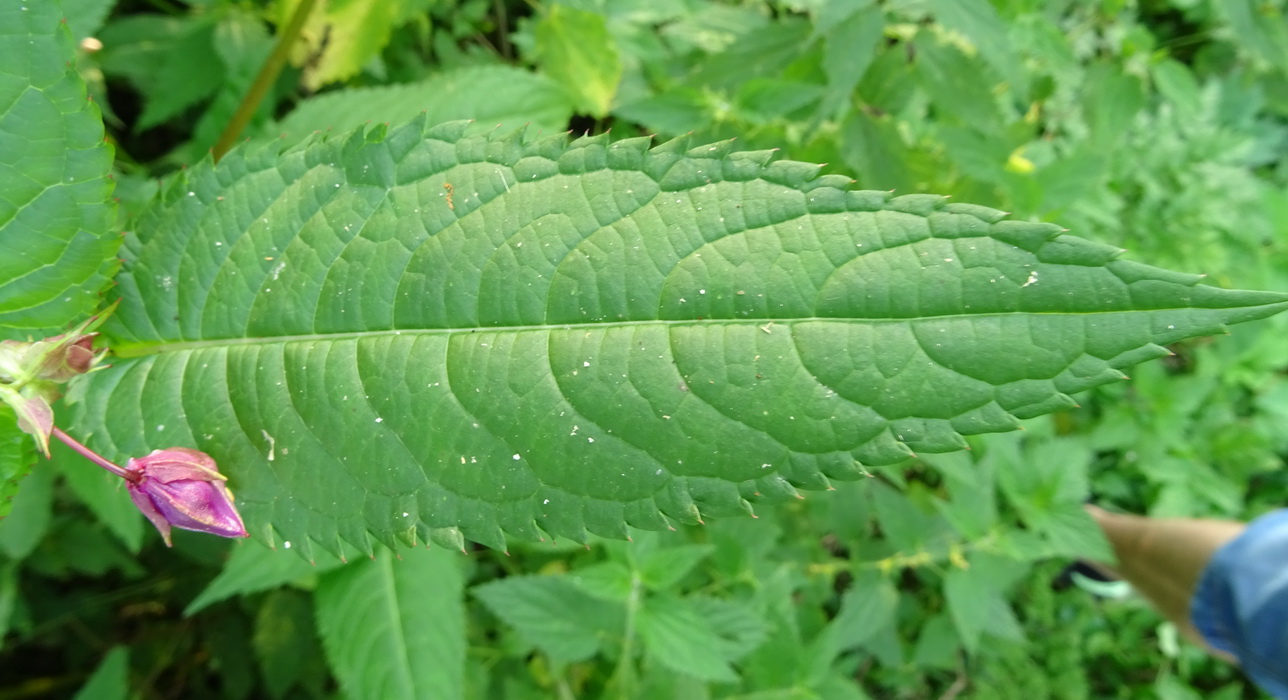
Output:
[
  {"xmin": 51, "ymin": 427, "xmax": 130, "ymax": 480},
  {"xmin": 211, "ymin": 0, "xmax": 319, "ymax": 162},
  {"xmin": 607, "ymin": 571, "xmax": 642, "ymax": 696}
]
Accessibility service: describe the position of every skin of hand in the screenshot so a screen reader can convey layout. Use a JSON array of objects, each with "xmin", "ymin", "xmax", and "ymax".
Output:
[{"xmin": 1084, "ymin": 504, "xmax": 1244, "ymax": 663}]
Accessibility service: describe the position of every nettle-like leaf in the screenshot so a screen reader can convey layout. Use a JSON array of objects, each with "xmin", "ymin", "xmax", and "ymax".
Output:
[
  {"xmin": 66, "ymin": 119, "xmax": 1288, "ymax": 556},
  {"xmin": 0, "ymin": 2, "xmax": 118, "ymax": 336},
  {"xmin": 0, "ymin": 1, "xmax": 119, "ymax": 515}
]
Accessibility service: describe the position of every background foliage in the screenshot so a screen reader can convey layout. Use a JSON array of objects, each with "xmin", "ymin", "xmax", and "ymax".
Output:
[{"xmin": 1, "ymin": 0, "xmax": 1287, "ymax": 698}]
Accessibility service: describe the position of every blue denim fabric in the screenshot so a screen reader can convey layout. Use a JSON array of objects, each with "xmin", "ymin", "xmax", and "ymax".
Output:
[{"xmin": 1191, "ymin": 509, "xmax": 1288, "ymax": 699}]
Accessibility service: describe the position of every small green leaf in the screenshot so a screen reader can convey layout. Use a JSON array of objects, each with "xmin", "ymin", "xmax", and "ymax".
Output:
[
  {"xmin": 474, "ymin": 574, "xmax": 623, "ymax": 665},
  {"xmin": 185, "ymin": 540, "xmax": 348, "ymax": 616},
  {"xmin": 71, "ymin": 646, "xmax": 130, "ymax": 700},
  {"xmin": 807, "ymin": 570, "xmax": 898, "ymax": 681},
  {"xmin": 927, "ymin": 452, "xmax": 996, "ymax": 540},
  {"xmin": 911, "ymin": 614, "xmax": 960, "ymax": 669},
  {"xmin": 293, "ymin": 0, "xmax": 402, "ymax": 89},
  {"xmin": 0, "ymin": 1, "xmax": 118, "ymax": 338},
  {"xmin": 926, "ymin": 0, "xmax": 1027, "ymax": 101},
  {"xmin": 1082, "ymin": 62, "xmax": 1145, "ymax": 149},
  {"xmin": 943, "ymin": 553, "xmax": 1026, "ymax": 653},
  {"xmin": 638, "ymin": 595, "xmax": 739, "ymax": 682},
  {"xmin": 0, "ymin": 409, "xmax": 33, "ymax": 520},
  {"xmin": 687, "ymin": 596, "xmax": 770, "ymax": 660},
  {"xmin": 253, "ymin": 589, "xmax": 325, "ymax": 700},
  {"xmin": 96, "ymin": 13, "xmax": 224, "ymax": 131},
  {"xmin": 187, "ymin": 10, "xmax": 275, "ymax": 159},
  {"xmin": 637, "ymin": 543, "xmax": 714, "ymax": 591},
  {"xmin": 871, "ymin": 481, "xmax": 944, "ymax": 552},
  {"xmin": 535, "ymin": 5, "xmax": 622, "ymax": 117},
  {"xmin": 315, "ymin": 547, "xmax": 465, "ymax": 699},
  {"xmin": 0, "ymin": 464, "xmax": 54, "ymax": 560},
  {"xmin": 819, "ymin": 3, "xmax": 884, "ymax": 120},
  {"xmin": 568, "ymin": 560, "xmax": 634, "ymax": 601},
  {"xmin": 1216, "ymin": 0, "xmax": 1288, "ymax": 75},
  {"xmin": 914, "ymin": 30, "xmax": 1003, "ymax": 128}
]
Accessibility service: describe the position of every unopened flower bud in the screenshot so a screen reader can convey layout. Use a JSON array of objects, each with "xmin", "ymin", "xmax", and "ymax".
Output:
[
  {"xmin": 1, "ymin": 306, "xmax": 115, "ymax": 455},
  {"xmin": 124, "ymin": 447, "xmax": 249, "ymax": 547},
  {"xmin": 30, "ymin": 331, "xmax": 104, "ymax": 382}
]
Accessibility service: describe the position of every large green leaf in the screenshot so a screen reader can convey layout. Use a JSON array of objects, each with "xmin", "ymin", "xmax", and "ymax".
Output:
[
  {"xmin": 66, "ymin": 119, "xmax": 1288, "ymax": 555},
  {"xmin": 0, "ymin": 1, "xmax": 119, "ymax": 337}
]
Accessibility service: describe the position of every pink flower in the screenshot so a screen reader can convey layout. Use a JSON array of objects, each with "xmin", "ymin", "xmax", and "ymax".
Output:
[{"xmin": 123, "ymin": 447, "xmax": 249, "ymax": 547}]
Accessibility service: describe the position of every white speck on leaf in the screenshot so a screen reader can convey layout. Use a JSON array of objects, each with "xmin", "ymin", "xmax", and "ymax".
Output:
[{"xmin": 262, "ymin": 430, "xmax": 276, "ymax": 461}]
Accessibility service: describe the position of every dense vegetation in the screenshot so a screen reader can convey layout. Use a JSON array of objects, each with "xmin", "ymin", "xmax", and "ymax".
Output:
[{"xmin": 2, "ymin": 0, "xmax": 1288, "ymax": 697}]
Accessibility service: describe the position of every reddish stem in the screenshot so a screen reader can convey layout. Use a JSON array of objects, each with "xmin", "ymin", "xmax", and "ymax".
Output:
[{"xmin": 51, "ymin": 427, "xmax": 132, "ymax": 480}]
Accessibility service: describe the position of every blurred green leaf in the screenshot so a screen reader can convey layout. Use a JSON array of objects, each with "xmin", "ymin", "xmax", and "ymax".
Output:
[
  {"xmin": 638, "ymin": 595, "xmax": 738, "ymax": 682},
  {"xmin": 0, "ymin": 409, "xmax": 33, "ymax": 520},
  {"xmin": 687, "ymin": 595, "xmax": 770, "ymax": 660},
  {"xmin": 870, "ymin": 481, "xmax": 942, "ymax": 552},
  {"xmin": 1082, "ymin": 63, "xmax": 1145, "ymax": 149},
  {"xmin": 535, "ymin": 5, "xmax": 622, "ymax": 117},
  {"xmin": 97, "ymin": 13, "xmax": 224, "ymax": 131},
  {"xmin": 473, "ymin": 574, "xmax": 623, "ymax": 664},
  {"xmin": 914, "ymin": 30, "xmax": 1003, "ymax": 128},
  {"xmin": 569, "ymin": 560, "xmax": 634, "ymax": 601},
  {"xmin": 808, "ymin": 569, "xmax": 898, "ymax": 681},
  {"xmin": 928, "ymin": 452, "xmax": 997, "ymax": 540},
  {"xmin": 911, "ymin": 614, "xmax": 960, "ymax": 669},
  {"xmin": 187, "ymin": 10, "xmax": 275, "ymax": 159},
  {"xmin": 1216, "ymin": 0, "xmax": 1288, "ymax": 75},
  {"xmin": 927, "ymin": 0, "xmax": 1026, "ymax": 101},
  {"xmin": 0, "ymin": 561, "xmax": 17, "ymax": 644},
  {"xmin": 637, "ymin": 543, "xmax": 713, "ymax": 591},
  {"xmin": 943, "ymin": 554, "xmax": 1026, "ymax": 653},
  {"xmin": 274, "ymin": 65, "xmax": 575, "ymax": 146},
  {"xmin": 185, "ymin": 540, "xmax": 348, "ymax": 615},
  {"xmin": 315, "ymin": 547, "xmax": 465, "ymax": 699},
  {"xmin": 71, "ymin": 646, "xmax": 130, "ymax": 700},
  {"xmin": 253, "ymin": 589, "xmax": 325, "ymax": 699},
  {"xmin": 0, "ymin": 464, "xmax": 54, "ymax": 560},
  {"xmin": 293, "ymin": 0, "xmax": 404, "ymax": 90},
  {"xmin": 818, "ymin": 3, "xmax": 884, "ymax": 120},
  {"xmin": 840, "ymin": 110, "xmax": 915, "ymax": 191}
]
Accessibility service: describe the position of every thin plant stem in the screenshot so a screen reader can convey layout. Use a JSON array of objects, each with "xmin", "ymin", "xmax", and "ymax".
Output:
[
  {"xmin": 51, "ymin": 426, "xmax": 129, "ymax": 479},
  {"xmin": 211, "ymin": 0, "xmax": 319, "ymax": 162}
]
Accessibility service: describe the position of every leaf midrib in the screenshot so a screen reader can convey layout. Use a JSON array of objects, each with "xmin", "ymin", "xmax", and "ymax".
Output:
[{"xmin": 108, "ymin": 303, "xmax": 1280, "ymax": 358}]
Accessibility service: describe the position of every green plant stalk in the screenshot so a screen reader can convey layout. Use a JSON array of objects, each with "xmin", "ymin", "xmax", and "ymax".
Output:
[
  {"xmin": 211, "ymin": 0, "xmax": 318, "ymax": 162},
  {"xmin": 606, "ymin": 572, "xmax": 643, "ymax": 695}
]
